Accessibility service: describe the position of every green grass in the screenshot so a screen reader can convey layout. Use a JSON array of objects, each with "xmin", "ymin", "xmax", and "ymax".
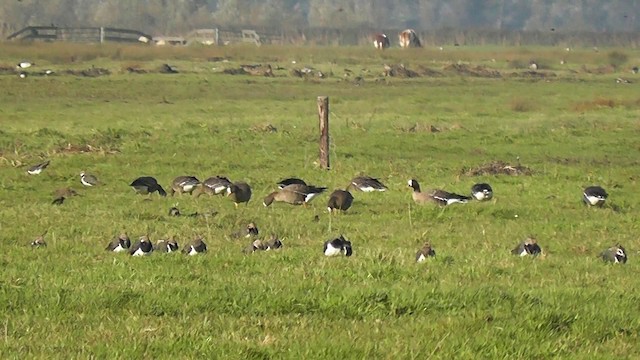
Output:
[{"xmin": 1, "ymin": 43, "xmax": 640, "ymax": 359}]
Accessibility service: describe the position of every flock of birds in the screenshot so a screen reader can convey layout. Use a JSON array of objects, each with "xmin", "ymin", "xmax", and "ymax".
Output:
[{"xmin": 25, "ymin": 159, "xmax": 625, "ymax": 264}]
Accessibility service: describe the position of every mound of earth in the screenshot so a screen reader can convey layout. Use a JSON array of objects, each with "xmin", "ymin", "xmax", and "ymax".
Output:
[{"xmin": 461, "ymin": 160, "xmax": 533, "ymax": 176}]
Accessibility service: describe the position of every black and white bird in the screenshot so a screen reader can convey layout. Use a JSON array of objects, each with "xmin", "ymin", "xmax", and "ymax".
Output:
[
  {"xmin": 243, "ymin": 239, "xmax": 264, "ymax": 254},
  {"xmin": 155, "ymin": 237, "xmax": 179, "ymax": 253},
  {"xmin": 130, "ymin": 176, "xmax": 167, "ymax": 196},
  {"xmin": 231, "ymin": 222, "xmax": 259, "ymax": 238},
  {"xmin": 600, "ymin": 244, "xmax": 627, "ymax": 264},
  {"xmin": 17, "ymin": 61, "xmax": 34, "ymax": 69},
  {"xmin": 511, "ymin": 236, "xmax": 542, "ymax": 257},
  {"xmin": 31, "ymin": 233, "xmax": 47, "ymax": 247},
  {"xmin": 19, "ymin": 72, "xmax": 27, "ymax": 79},
  {"xmin": 583, "ymin": 186, "xmax": 608, "ymax": 207},
  {"xmin": 323, "ymin": 235, "xmax": 353, "ymax": 257},
  {"xmin": 80, "ymin": 171, "xmax": 99, "ymax": 186},
  {"xmin": 264, "ymin": 235, "xmax": 283, "ymax": 250},
  {"xmin": 168, "ymin": 207, "xmax": 181, "ymax": 217},
  {"xmin": 182, "ymin": 236, "xmax": 207, "ymax": 255},
  {"xmin": 27, "ymin": 160, "xmax": 50, "ymax": 175},
  {"xmin": 471, "ymin": 183, "xmax": 493, "ymax": 201},
  {"xmin": 170, "ymin": 176, "xmax": 201, "ymax": 196},
  {"xmin": 105, "ymin": 233, "xmax": 131, "ymax": 252},
  {"xmin": 130, "ymin": 235, "xmax": 153, "ymax": 256},
  {"xmin": 195, "ymin": 176, "xmax": 232, "ymax": 196},
  {"xmin": 277, "ymin": 177, "xmax": 307, "ymax": 189},
  {"xmin": 347, "ymin": 176, "xmax": 387, "ymax": 192},
  {"xmin": 408, "ymin": 179, "xmax": 471, "ymax": 206},
  {"xmin": 416, "ymin": 242, "xmax": 436, "ymax": 262}
]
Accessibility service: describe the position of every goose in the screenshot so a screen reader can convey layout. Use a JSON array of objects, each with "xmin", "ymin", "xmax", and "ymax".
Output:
[
  {"xmin": 323, "ymin": 235, "xmax": 353, "ymax": 257},
  {"xmin": 17, "ymin": 61, "xmax": 34, "ymax": 69},
  {"xmin": 155, "ymin": 237, "xmax": 179, "ymax": 253},
  {"xmin": 600, "ymin": 244, "xmax": 627, "ymax": 264},
  {"xmin": 416, "ymin": 242, "xmax": 436, "ymax": 262},
  {"xmin": 511, "ymin": 236, "xmax": 541, "ymax": 257},
  {"xmin": 130, "ymin": 235, "xmax": 153, "ymax": 256},
  {"xmin": 182, "ymin": 236, "xmax": 207, "ymax": 255},
  {"xmin": 130, "ymin": 176, "xmax": 167, "ymax": 196},
  {"xmin": 227, "ymin": 182, "xmax": 252, "ymax": 207},
  {"xmin": 347, "ymin": 176, "xmax": 387, "ymax": 192},
  {"xmin": 19, "ymin": 72, "xmax": 27, "ymax": 79},
  {"xmin": 195, "ymin": 176, "xmax": 232, "ymax": 197},
  {"xmin": 263, "ymin": 183, "xmax": 326, "ymax": 207},
  {"xmin": 408, "ymin": 179, "xmax": 471, "ymax": 205},
  {"xmin": 170, "ymin": 176, "xmax": 201, "ymax": 196},
  {"xmin": 105, "ymin": 233, "xmax": 131, "ymax": 252},
  {"xmin": 80, "ymin": 171, "xmax": 99, "ymax": 187},
  {"xmin": 583, "ymin": 186, "xmax": 608, "ymax": 207},
  {"xmin": 327, "ymin": 189, "xmax": 354, "ymax": 212},
  {"xmin": 276, "ymin": 177, "xmax": 307, "ymax": 189},
  {"xmin": 27, "ymin": 160, "xmax": 50, "ymax": 175},
  {"xmin": 471, "ymin": 183, "xmax": 493, "ymax": 201}
]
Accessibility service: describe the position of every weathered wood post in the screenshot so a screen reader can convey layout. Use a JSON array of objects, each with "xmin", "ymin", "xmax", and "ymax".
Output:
[{"xmin": 317, "ymin": 96, "xmax": 330, "ymax": 170}]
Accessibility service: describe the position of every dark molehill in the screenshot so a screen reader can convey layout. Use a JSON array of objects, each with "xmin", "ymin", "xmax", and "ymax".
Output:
[
  {"xmin": 443, "ymin": 64, "xmax": 501, "ymax": 78},
  {"xmin": 461, "ymin": 160, "xmax": 533, "ymax": 176},
  {"xmin": 383, "ymin": 64, "xmax": 420, "ymax": 78},
  {"xmin": 64, "ymin": 67, "xmax": 111, "ymax": 77}
]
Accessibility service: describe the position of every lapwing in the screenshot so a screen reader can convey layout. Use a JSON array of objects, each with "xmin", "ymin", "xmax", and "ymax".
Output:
[
  {"xmin": 155, "ymin": 237, "xmax": 179, "ymax": 253},
  {"xmin": 600, "ymin": 244, "xmax": 627, "ymax": 264},
  {"xmin": 347, "ymin": 176, "xmax": 387, "ymax": 192},
  {"xmin": 408, "ymin": 179, "xmax": 471, "ymax": 206},
  {"xmin": 416, "ymin": 242, "xmax": 436, "ymax": 262},
  {"xmin": 80, "ymin": 171, "xmax": 99, "ymax": 187},
  {"xmin": 31, "ymin": 233, "xmax": 47, "ymax": 247},
  {"xmin": 327, "ymin": 189, "xmax": 354, "ymax": 213},
  {"xmin": 264, "ymin": 235, "xmax": 283, "ymax": 251},
  {"xmin": 170, "ymin": 176, "xmax": 201, "ymax": 196},
  {"xmin": 27, "ymin": 160, "xmax": 50, "ymax": 175},
  {"xmin": 53, "ymin": 187, "xmax": 79, "ymax": 198},
  {"xmin": 263, "ymin": 183, "xmax": 326, "ymax": 207},
  {"xmin": 17, "ymin": 61, "xmax": 34, "ymax": 69},
  {"xmin": 243, "ymin": 239, "xmax": 264, "ymax": 254},
  {"xmin": 182, "ymin": 236, "xmax": 207, "ymax": 255},
  {"xmin": 511, "ymin": 236, "xmax": 542, "ymax": 257},
  {"xmin": 231, "ymin": 222, "xmax": 259, "ymax": 238},
  {"xmin": 227, "ymin": 182, "xmax": 252, "ymax": 207},
  {"xmin": 323, "ymin": 235, "xmax": 353, "ymax": 257},
  {"xmin": 168, "ymin": 207, "xmax": 181, "ymax": 217},
  {"xmin": 130, "ymin": 176, "xmax": 167, "ymax": 196},
  {"xmin": 105, "ymin": 233, "xmax": 131, "ymax": 252},
  {"xmin": 130, "ymin": 235, "xmax": 153, "ymax": 256},
  {"xmin": 471, "ymin": 183, "xmax": 493, "ymax": 201},
  {"xmin": 51, "ymin": 196, "xmax": 65, "ymax": 205},
  {"xmin": 194, "ymin": 176, "xmax": 232, "ymax": 197},
  {"xmin": 277, "ymin": 177, "xmax": 307, "ymax": 189},
  {"xmin": 583, "ymin": 186, "xmax": 608, "ymax": 207}
]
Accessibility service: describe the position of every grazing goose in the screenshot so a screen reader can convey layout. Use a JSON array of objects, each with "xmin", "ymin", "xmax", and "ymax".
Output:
[
  {"xmin": 155, "ymin": 237, "xmax": 179, "ymax": 253},
  {"xmin": 80, "ymin": 171, "xmax": 99, "ymax": 187},
  {"xmin": 323, "ymin": 235, "xmax": 353, "ymax": 257},
  {"xmin": 130, "ymin": 176, "xmax": 167, "ymax": 196},
  {"xmin": 471, "ymin": 183, "xmax": 493, "ymax": 201},
  {"xmin": 27, "ymin": 160, "xmax": 50, "ymax": 175},
  {"xmin": 182, "ymin": 236, "xmax": 207, "ymax": 255},
  {"xmin": 408, "ymin": 179, "xmax": 471, "ymax": 206},
  {"xmin": 31, "ymin": 233, "xmax": 47, "ymax": 247},
  {"xmin": 511, "ymin": 236, "xmax": 542, "ymax": 257},
  {"xmin": 416, "ymin": 242, "xmax": 436, "ymax": 262},
  {"xmin": 263, "ymin": 184, "xmax": 326, "ymax": 207},
  {"xmin": 170, "ymin": 176, "xmax": 201, "ymax": 196},
  {"xmin": 277, "ymin": 177, "xmax": 307, "ymax": 189},
  {"xmin": 348, "ymin": 176, "xmax": 387, "ymax": 192},
  {"xmin": 227, "ymin": 182, "xmax": 252, "ymax": 207},
  {"xmin": 195, "ymin": 176, "xmax": 232, "ymax": 197},
  {"xmin": 105, "ymin": 233, "xmax": 131, "ymax": 252},
  {"xmin": 327, "ymin": 189, "xmax": 354, "ymax": 212},
  {"xmin": 130, "ymin": 235, "xmax": 153, "ymax": 256},
  {"xmin": 583, "ymin": 186, "xmax": 608, "ymax": 207},
  {"xmin": 600, "ymin": 244, "xmax": 627, "ymax": 264}
]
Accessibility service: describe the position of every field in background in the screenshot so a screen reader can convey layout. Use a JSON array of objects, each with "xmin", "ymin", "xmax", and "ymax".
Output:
[{"xmin": 0, "ymin": 43, "xmax": 640, "ymax": 359}]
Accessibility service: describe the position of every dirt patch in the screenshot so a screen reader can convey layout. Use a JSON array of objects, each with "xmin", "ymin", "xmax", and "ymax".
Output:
[
  {"xmin": 223, "ymin": 64, "xmax": 274, "ymax": 77},
  {"xmin": 249, "ymin": 123, "xmax": 278, "ymax": 133},
  {"xmin": 0, "ymin": 66, "xmax": 16, "ymax": 75},
  {"xmin": 54, "ymin": 143, "xmax": 120, "ymax": 155},
  {"xmin": 290, "ymin": 68, "xmax": 326, "ymax": 79},
  {"xmin": 383, "ymin": 64, "xmax": 420, "ymax": 78},
  {"xmin": 509, "ymin": 70, "xmax": 557, "ymax": 79},
  {"xmin": 443, "ymin": 64, "xmax": 501, "ymax": 78},
  {"xmin": 417, "ymin": 66, "xmax": 444, "ymax": 77},
  {"xmin": 64, "ymin": 67, "xmax": 111, "ymax": 77},
  {"xmin": 461, "ymin": 160, "xmax": 533, "ymax": 176},
  {"xmin": 394, "ymin": 123, "xmax": 465, "ymax": 133}
]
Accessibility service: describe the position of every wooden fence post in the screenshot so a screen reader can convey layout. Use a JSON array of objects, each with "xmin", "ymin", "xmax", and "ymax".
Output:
[{"xmin": 317, "ymin": 96, "xmax": 330, "ymax": 170}]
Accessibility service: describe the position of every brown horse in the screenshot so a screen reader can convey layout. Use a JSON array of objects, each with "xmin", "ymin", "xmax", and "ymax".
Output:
[{"xmin": 373, "ymin": 33, "xmax": 390, "ymax": 50}]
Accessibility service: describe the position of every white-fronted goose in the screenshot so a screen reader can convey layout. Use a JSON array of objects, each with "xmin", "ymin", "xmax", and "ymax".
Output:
[
  {"xmin": 348, "ymin": 176, "xmax": 387, "ymax": 192},
  {"xmin": 416, "ymin": 242, "xmax": 436, "ymax": 262},
  {"xmin": 106, "ymin": 232, "xmax": 131, "ymax": 252},
  {"xmin": 276, "ymin": 178, "xmax": 307, "ymax": 189},
  {"xmin": 130, "ymin": 235, "xmax": 153, "ymax": 256},
  {"xmin": 327, "ymin": 189, "xmax": 354, "ymax": 212},
  {"xmin": 408, "ymin": 179, "xmax": 471, "ymax": 206},
  {"xmin": 511, "ymin": 236, "xmax": 541, "ymax": 257},
  {"xmin": 471, "ymin": 183, "xmax": 493, "ymax": 201},
  {"xmin": 195, "ymin": 176, "xmax": 232, "ymax": 197},
  {"xmin": 80, "ymin": 171, "xmax": 99, "ymax": 187},
  {"xmin": 583, "ymin": 186, "xmax": 608, "ymax": 207},
  {"xmin": 130, "ymin": 176, "xmax": 167, "ymax": 196},
  {"xmin": 264, "ymin": 183, "xmax": 326, "ymax": 207},
  {"xmin": 182, "ymin": 236, "xmax": 207, "ymax": 255},
  {"xmin": 323, "ymin": 235, "xmax": 353, "ymax": 257},
  {"xmin": 170, "ymin": 176, "xmax": 201, "ymax": 196},
  {"xmin": 27, "ymin": 160, "xmax": 50, "ymax": 175},
  {"xmin": 600, "ymin": 244, "xmax": 627, "ymax": 264},
  {"xmin": 227, "ymin": 182, "xmax": 252, "ymax": 207}
]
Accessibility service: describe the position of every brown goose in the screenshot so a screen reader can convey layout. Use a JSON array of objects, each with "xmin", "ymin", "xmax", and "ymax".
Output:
[
  {"xmin": 347, "ymin": 176, "xmax": 387, "ymax": 192},
  {"xmin": 327, "ymin": 189, "xmax": 354, "ymax": 212},
  {"xmin": 194, "ymin": 176, "xmax": 232, "ymax": 197},
  {"xmin": 227, "ymin": 182, "xmax": 252, "ymax": 207},
  {"xmin": 408, "ymin": 179, "xmax": 471, "ymax": 206},
  {"xmin": 263, "ymin": 183, "xmax": 326, "ymax": 207},
  {"xmin": 170, "ymin": 176, "xmax": 201, "ymax": 196}
]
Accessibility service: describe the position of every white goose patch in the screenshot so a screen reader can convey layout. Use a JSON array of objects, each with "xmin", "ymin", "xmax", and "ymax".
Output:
[{"xmin": 305, "ymin": 192, "xmax": 320, "ymax": 203}]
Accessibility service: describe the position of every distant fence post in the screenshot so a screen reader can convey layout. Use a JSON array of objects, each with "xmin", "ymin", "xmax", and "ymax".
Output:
[
  {"xmin": 99, "ymin": 27, "xmax": 104, "ymax": 43},
  {"xmin": 317, "ymin": 96, "xmax": 330, "ymax": 170}
]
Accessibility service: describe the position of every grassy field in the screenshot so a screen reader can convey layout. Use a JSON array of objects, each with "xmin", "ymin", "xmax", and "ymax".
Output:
[{"xmin": 0, "ymin": 42, "xmax": 639, "ymax": 359}]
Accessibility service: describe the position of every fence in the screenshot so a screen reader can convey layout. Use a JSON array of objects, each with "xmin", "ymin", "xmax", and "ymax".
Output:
[{"xmin": 7, "ymin": 26, "xmax": 152, "ymax": 44}]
